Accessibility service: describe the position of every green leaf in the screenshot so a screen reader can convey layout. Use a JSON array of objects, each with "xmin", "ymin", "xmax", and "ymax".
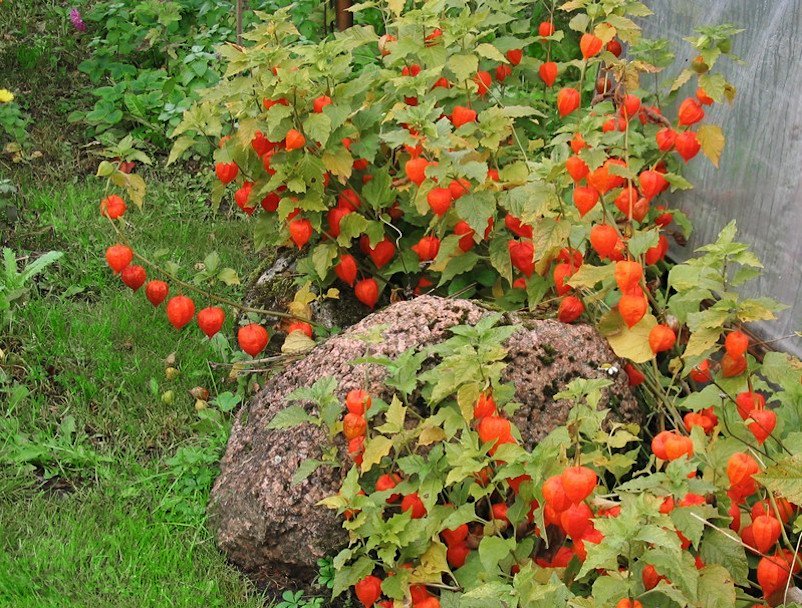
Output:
[
  {"xmin": 461, "ymin": 581, "xmax": 515, "ymax": 608},
  {"xmin": 590, "ymin": 573, "xmax": 628, "ymax": 608},
  {"xmin": 322, "ymin": 148, "xmax": 353, "ymax": 179},
  {"xmin": 381, "ymin": 567, "xmax": 410, "ymax": 600},
  {"xmin": 362, "ymin": 170, "xmax": 394, "ymax": 209},
  {"xmin": 684, "ymin": 327, "xmax": 721, "ymax": 358},
  {"xmin": 697, "ymin": 565, "xmax": 737, "ymax": 608},
  {"xmin": 264, "ymin": 104, "xmax": 293, "ymax": 139},
  {"xmin": 442, "ymin": 503, "xmax": 480, "ymax": 530},
  {"xmin": 96, "ymin": 161, "xmax": 116, "ymax": 177},
  {"xmin": 303, "ymin": 112, "xmax": 332, "ymax": 146},
  {"xmin": 699, "ymin": 528, "xmax": 748, "ymax": 582},
  {"xmin": 578, "ymin": 537, "xmax": 625, "ymax": 578},
  {"xmin": 455, "ymin": 192, "xmax": 495, "ymax": 236},
  {"xmin": 336, "ymin": 213, "xmax": 369, "ymax": 245},
  {"xmin": 501, "ymin": 106, "xmax": 543, "ymax": 119},
  {"xmin": 267, "ymin": 405, "xmax": 314, "ymax": 429},
  {"xmin": 478, "ymin": 536, "xmax": 513, "ymax": 574},
  {"xmin": 568, "ymin": 13, "xmax": 590, "ymax": 32},
  {"xmin": 663, "ymin": 172, "xmax": 694, "ymax": 191},
  {"xmin": 19, "ymin": 251, "xmax": 62, "ymax": 283},
  {"xmin": 447, "ymin": 53, "xmax": 479, "ymax": 83},
  {"xmin": 475, "ymin": 43, "xmax": 507, "ymax": 63},
  {"xmin": 477, "ymin": 107, "xmax": 513, "ymax": 151},
  {"xmin": 643, "ymin": 548, "xmax": 699, "ymax": 599},
  {"xmin": 332, "ymin": 555, "xmax": 374, "ymax": 597},
  {"xmin": 167, "ymin": 135, "xmax": 197, "ymax": 165},
  {"xmin": 671, "ymin": 505, "xmax": 717, "ymax": 549},
  {"xmin": 628, "ymin": 229, "xmax": 660, "ymax": 258},
  {"xmin": 533, "ymin": 218, "xmax": 570, "ymax": 261},
  {"xmin": 501, "ymin": 180, "xmax": 558, "ymax": 223},
  {"xmin": 755, "ymin": 454, "xmax": 802, "ymax": 503},
  {"xmin": 489, "ymin": 236, "xmax": 513, "ymax": 285},
  {"xmin": 526, "ymin": 274, "xmax": 550, "ymax": 310},
  {"xmin": 311, "ymin": 243, "xmax": 338, "ymax": 279},
  {"xmin": 669, "ymin": 264, "xmax": 723, "ymax": 292},
  {"xmin": 203, "ymin": 251, "xmax": 220, "ymax": 273},
  {"xmin": 438, "ymin": 252, "xmax": 480, "ymax": 286},
  {"xmin": 376, "ymin": 396, "xmax": 406, "ymax": 435},
  {"xmin": 292, "ymin": 459, "xmax": 323, "ymax": 485}
]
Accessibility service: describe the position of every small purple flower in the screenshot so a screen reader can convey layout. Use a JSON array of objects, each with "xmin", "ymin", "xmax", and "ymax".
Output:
[{"xmin": 69, "ymin": 8, "xmax": 87, "ymax": 32}]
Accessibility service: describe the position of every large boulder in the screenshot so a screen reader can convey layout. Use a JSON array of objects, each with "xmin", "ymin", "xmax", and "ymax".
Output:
[{"xmin": 209, "ymin": 296, "xmax": 641, "ymax": 589}]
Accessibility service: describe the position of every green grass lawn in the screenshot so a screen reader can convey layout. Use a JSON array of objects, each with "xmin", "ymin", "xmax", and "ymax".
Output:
[{"xmin": 0, "ymin": 176, "xmax": 273, "ymax": 607}]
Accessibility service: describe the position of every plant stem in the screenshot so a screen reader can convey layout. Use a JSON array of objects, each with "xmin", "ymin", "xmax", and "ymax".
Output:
[{"xmin": 105, "ymin": 217, "xmax": 315, "ymax": 324}]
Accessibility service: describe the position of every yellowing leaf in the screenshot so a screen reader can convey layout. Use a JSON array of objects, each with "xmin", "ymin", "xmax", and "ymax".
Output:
[
  {"xmin": 412, "ymin": 541, "xmax": 449, "ymax": 582},
  {"xmin": 724, "ymin": 83, "xmax": 737, "ymax": 103},
  {"xmin": 235, "ymin": 118, "xmax": 260, "ymax": 149},
  {"xmin": 476, "ymin": 43, "xmax": 507, "ymax": 63},
  {"xmin": 317, "ymin": 493, "xmax": 347, "ymax": 510},
  {"xmin": 457, "ymin": 382, "xmax": 482, "ymax": 421},
  {"xmin": 217, "ymin": 267, "xmax": 240, "ymax": 285},
  {"xmin": 602, "ymin": 312, "xmax": 658, "ymax": 363},
  {"xmin": 110, "ymin": 171, "xmax": 146, "ymax": 209},
  {"xmin": 386, "ymin": 0, "xmax": 404, "ymax": 15},
  {"xmin": 322, "ymin": 148, "xmax": 353, "ymax": 179},
  {"xmin": 289, "ymin": 282, "xmax": 316, "ymax": 319},
  {"xmin": 670, "ymin": 68, "xmax": 694, "ymax": 92},
  {"xmin": 567, "ymin": 263, "xmax": 615, "ymax": 289},
  {"xmin": 361, "ymin": 435, "xmax": 393, "ymax": 472},
  {"xmin": 683, "ymin": 327, "xmax": 720, "ymax": 358},
  {"xmin": 559, "ymin": 0, "xmax": 586, "ymax": 10},
  {"xmin": 281, "ymin": 331, "xmax": 316, "ymax": 354},
  {"xmin": 697, "ymin": 124, "xmax": 725, "ymax": 167},
  {"xmin": 96, "ymin": 160, "xmax": 116, "ymax": 177},
  {"xmin": 419, "ymin": 425, "xmax": 446, "ymax": 447},
  {"xmin": 594, "ymin": 22, "xmax": 617, "ymax": 44},
  {"xmin": 698, "ymin": 73, "xmax": 726, "ymax": 103},
  {"xmin": 376, "ymin": 396, "xmax": 406, "ymax": 434},
  {"xmin": 603, "ymin": 14, "xmax": 642, "ymax": 43}
]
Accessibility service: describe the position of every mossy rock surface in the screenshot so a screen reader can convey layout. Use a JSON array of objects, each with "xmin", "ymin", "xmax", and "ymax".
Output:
[{"xmin": 241, "ymin": 250, "xmax": 368, "ymax": 352}]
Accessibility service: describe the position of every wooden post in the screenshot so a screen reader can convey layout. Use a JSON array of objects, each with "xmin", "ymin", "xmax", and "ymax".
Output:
[{"xmin": 335, "ymin": 0, "xmax": 353, "ymax": 31}]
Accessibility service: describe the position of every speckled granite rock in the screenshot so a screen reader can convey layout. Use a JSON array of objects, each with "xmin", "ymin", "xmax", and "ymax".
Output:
[{"xmin": 208, "ymin": 296, "xmax": 640, "ymax": 589}]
